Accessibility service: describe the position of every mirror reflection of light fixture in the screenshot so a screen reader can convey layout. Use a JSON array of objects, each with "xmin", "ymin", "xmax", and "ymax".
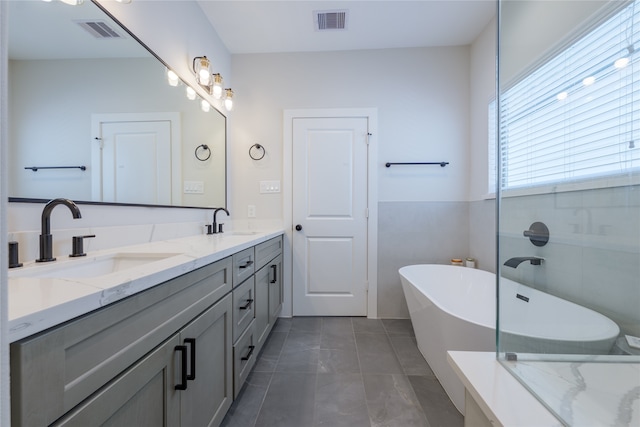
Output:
[
  {"xmin": 167, "ymin": 69, "xmax": 179, "ymax": 87},
  {"xmin": 186, "ymin": 86, "xmax": 196, "ymax": 100},
  {"xmin": 59, "ymin": 0, "xmax": 84, "ymax": 5},
  {"xmin": 212, "ymin": 74, "xmax": 224, "ymax": 99},
  {"xmin": 193, "ymin": 56, "xmax": 213, "ymax": 94},
  {"xmin": 201, "ymin": 99, "xmax": 211, "ymax": 112},
  {"xmin": 224, "ymin": 88, "xmax": 234, "ymax": 111}
]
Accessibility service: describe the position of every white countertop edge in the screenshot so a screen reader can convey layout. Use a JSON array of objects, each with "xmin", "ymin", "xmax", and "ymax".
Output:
[
  {"xmin": 9, "ymin": 229, "xmax": 284, "ymax": 343},
  {"xmin": 447, "ymin": 351, "xmax": 563, "ymax": 427}
]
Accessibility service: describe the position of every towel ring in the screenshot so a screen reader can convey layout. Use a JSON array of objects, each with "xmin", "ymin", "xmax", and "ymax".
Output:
[
  {"xmin": 195, "ymin": 144, "xmax": 211, "ymax": 161},
  {"xmin": 249, "ymin": 143, "xmax": 266, "ymax": 160}
]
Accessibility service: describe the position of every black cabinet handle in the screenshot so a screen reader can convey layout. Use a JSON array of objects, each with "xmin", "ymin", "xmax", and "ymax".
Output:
[
  {"xmin": 241, "ymin": 345, "xmax": 255, "ymax": 361},
  {"xmin": 239, "ymin": 260, "xmax": 254, "ymax": 269},
  {"xmin": 175, "ymin": 345, "xmax": 188, "ymax": 390},
  {"xmin": 239, "ymin": 299, "xmax": 254, "ymax": 310},
  {"xmin": 270, "ymin": 264, "xmax": 277, "ymax": 284},
  {"xmin": 185, "ymin": 338, "xmax": 196, "ymax": 381}
]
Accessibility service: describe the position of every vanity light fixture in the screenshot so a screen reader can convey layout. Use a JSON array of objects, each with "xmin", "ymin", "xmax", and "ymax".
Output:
[
  {"xmin": 186, "ymin": 86, "xmax": 197, "ymax": 100},
  {"xmin": 201, "ymin": 99, "xmax": 211, "ymax": 113},
  {"xmin": 193, "ymin": 56, "xmax": 213, "ymax": 93},
  {"xmin": 212, "ymin": 74, "xmax": 224, "ymax": 99},
  {"xmin": 167, "ymin": 69, "xmax": 179, "ymax": 87},
  {"xmin": 224, "ymin": 88, "xmax": 234, "ymax": 111}
]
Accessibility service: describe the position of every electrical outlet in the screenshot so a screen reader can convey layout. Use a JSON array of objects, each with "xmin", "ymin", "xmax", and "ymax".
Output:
[{"xmin": 247, "ymin": 205, "xmax": 256, "ymax": 218}]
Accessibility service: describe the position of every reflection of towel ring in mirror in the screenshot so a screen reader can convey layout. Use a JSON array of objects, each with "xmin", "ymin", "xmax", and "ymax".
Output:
[
  {"xmin": 195, "ymin": 144, "xmax": 211, "ymax": 161},
  {"xmin": 249, "ymin": 143, "xmax": 266, "ymax": 160}
]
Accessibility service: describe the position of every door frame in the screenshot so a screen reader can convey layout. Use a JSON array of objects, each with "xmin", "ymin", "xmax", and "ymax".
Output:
[
  {"xmin": 91, "ymin": 112, "xmax": 182, "ymax": 204},
  {"xmin": 283, "ymin": 108, "xmax": 378, "ymax": 318}
]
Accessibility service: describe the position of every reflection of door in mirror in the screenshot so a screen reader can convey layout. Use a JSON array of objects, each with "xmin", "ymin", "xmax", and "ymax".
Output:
[
  {"xmin": 92, "ymin": 113, "xmax": 181, "ymax": 205},
  {"xmin": 8, "ymin": 1, "xmax": 227, "ymax": 209}
]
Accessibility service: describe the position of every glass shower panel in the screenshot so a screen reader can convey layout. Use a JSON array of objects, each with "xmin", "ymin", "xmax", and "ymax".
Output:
[{"xmin": 497, "ymin": 0, "xmax": 640, "ymax": 425}]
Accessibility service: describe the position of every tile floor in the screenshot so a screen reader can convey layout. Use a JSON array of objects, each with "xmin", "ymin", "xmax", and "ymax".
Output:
[{"xmin": 221, "ymin": 317, "xmax": 463, "ymax": 427}]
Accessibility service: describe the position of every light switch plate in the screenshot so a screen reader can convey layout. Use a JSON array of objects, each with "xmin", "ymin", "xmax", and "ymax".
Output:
[
  {"xmin": 259, "ymin": 180, "xmax": 280, "ymax": 193},
  {"xmin": 184, "ymin": 181, "xmax": 204, "ymax": 194}
]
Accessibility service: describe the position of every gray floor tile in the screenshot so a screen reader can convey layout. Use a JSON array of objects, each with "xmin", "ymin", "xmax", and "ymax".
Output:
[
  {"xmin": 221, "ymin": 372, "xmax": 272, "ymax": 427},
  {"xmin": 363, "ymin": 374, "xmax": 430, "ymax": 427},
  {"xmin": 253, "ymin": 331, "xmax": 287, "ymax": 372},
  {"xmin": 390, "ymin": 335, "xmax": 435, "ymax": 376},
  {"xmin": 382, "ymin": 318, "xmax": 415, "ymax": 336},
  {"xmin": 318, "ymin": 348, "xmax": 360, "ymax": 373},
  {"xmin": 321, "ymin": 329, "xmax": 357, "ymax": 351},
  {"xmin": 255, "ymin": 372, "xmax": 317, "ymax": 427},
  {"xmin": 314, "ymin": 373, "xmax": 371, "ymax": 427},
  {"xmin": 408, "ymin": 375, "xmax": 463, "ymax": 427},
  {"xmin": 290, "ymin": 316, "xmax": 322, "ymax": 333},
  {"xmin": 356, "ymin": 333, "xmax": 404, "ymax": 374},
  {"xmin": 272, "ymin": 317, "xmax": 292, "ymax": 332},
  {"xmin": 276, "ymin": 332, "xmax": 321, "ymax": 372},
  {"xmin": 321, "ymin": 317, "xmax": 354, "ymax": 334},
  {"xmin": 352, "ymin": 317, "xmax": 386, "ymax": 334}
]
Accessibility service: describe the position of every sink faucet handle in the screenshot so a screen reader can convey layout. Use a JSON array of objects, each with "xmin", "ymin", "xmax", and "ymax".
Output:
[{"xmin": 70, "ymin": 234, "xmax": 96, "ymax": 258}]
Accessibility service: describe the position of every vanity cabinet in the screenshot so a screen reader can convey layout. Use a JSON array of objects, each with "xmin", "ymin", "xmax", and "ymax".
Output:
[
  {"xmin": 52, "ymin": 294, "xmax": 233, "ymax": 427},
  {"xmin": 10, "ymin": 257, "xmax": 233, "ymax": 427},
  {"xmin": 10, "ymin": 233, "xmax": 284, "ymax": 427},
  {"xmin": 254, "ymin": 237, "xmax": 283, "ymax": 355}
]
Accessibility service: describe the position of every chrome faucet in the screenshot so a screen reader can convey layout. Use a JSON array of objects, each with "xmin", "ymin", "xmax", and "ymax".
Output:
[
  {"xmin": 504, "ymin": 256, "xmax": 544, "ymax": 268},
  {"xmin": 212, "ymin": 208, "xmax": 230, "ymax": 234},
  {"xmin": 37, "ymin": 198, "xmax": 82, "ymax": 262}
]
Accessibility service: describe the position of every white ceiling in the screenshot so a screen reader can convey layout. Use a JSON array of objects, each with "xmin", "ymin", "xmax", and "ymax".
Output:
[{"xmin": 197, "ymin": 0, "xmax": 497, "ymax": 55}]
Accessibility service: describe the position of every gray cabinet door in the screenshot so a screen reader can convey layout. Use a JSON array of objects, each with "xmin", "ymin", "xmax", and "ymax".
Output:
[
  {"xmin": 268, "ymin": 254, "xmax": 283, "ymax": 325},
  {"xmin": 10, "ymin": 257, "xmax": 232, "ymax": 427},
  {"xmin": 179, "ymin": 294, "xmax": 233, "ymax": 427},
  {"xmin": 52, "ymin": 335, "xmax": 181, "ymax": 427},
  {"xmin": 254, "ymin": 262, "xmax": 271, "ymax": 355}
]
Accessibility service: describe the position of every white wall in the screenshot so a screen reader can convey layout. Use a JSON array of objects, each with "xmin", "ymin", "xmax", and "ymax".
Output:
[
  {"xmin": 230, "ymin": 46, "xmax": 471, "ymax": 221},
  {"xmin": 469, "ymin": 17, "xmax": 498, "ymax": 272},
  {"xmin": 1, "ymin": 2, "xmax": 9, "ymax": 424}
]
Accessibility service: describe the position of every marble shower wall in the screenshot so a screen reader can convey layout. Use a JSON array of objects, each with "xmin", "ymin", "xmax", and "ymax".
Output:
[{"xmin": 499, "ymin": 186, "xmax": 640, "ymax": 337}]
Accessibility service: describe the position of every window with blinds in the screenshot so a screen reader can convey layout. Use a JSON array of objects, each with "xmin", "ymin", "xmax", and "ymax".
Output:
[{"xmin": 495, "ymin": 0, "xmax": 639, "ymax": 192}]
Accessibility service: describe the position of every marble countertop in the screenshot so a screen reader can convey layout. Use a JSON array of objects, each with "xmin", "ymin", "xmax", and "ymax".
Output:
[
  {"xmin": 448, "ymin": 351, "xmax": 640, "ymax": 426},
  {"xmin": 8, "ymin": 229, "xmax": 284, "ymax": 343}
]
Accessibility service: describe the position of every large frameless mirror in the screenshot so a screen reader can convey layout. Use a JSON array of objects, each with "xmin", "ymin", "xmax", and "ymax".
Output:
[{"xmin": 7, "ymin": 0, "xmax": 226, "ymax": 208}]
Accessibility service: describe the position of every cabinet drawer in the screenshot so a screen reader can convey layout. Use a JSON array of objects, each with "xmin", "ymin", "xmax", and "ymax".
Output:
[
  {"xmin": 10, "ymin": 257, "xmax": 232, "ymax": 427},
  {"xmin": 232, "ymin": 320, "xmax": 256, "ymax": 399},
  {"xmin": 255, "ymin": 236, "xmax": 283, "ymax": 271},
  {"xmin": 232, "ymin": 276, "xmax": 255, "ymax": 342},
  {"xmin": 232, "ymin": 247, "xmax": 255, "ymax": 287}
]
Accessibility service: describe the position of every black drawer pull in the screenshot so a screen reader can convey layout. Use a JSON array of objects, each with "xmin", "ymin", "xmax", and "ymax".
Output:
[
  {"xmin": 175, "ymin": 345, "xmax": 188, "ymax": 390},
  {"xmin": 239, "ymin": 299, "xmax": 254, "ymax": 310},
  {"xmin": 241, "ymin": 345, "xmax": 255, "ymax": 361},
  {"xmin": 270, "ymin": 264, "xmax": 277, "ymax": 284},
  {"xmin": 185, "ymin": 338, "xmax": 196, "ymax": 381},
  {"xmin": 239, "ymin": 260, "xmax": 254, "ymax": 269}
]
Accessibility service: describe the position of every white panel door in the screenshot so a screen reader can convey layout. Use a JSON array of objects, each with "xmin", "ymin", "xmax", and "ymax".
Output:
[
  {"xmin": 292, "ymin": 117, "xmax": 369, "ymax": 316},
  {"xmin": 99, "ymin": 121, "xmax": 172, "ymax": 205}
]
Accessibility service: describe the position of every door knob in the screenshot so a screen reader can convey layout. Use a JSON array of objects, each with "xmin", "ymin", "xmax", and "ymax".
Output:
[{"xmin": 295, "ymin": 224, "xmax": 302, "ymax": 231}]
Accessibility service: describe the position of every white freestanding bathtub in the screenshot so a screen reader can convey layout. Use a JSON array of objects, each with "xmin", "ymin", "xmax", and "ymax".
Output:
[{"xmin": 399, "ymin": 264, "xmax": 620, "ymax": 414}]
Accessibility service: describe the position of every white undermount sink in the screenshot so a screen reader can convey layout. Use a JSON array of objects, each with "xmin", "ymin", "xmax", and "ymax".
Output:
[{"xmin": 9, "ymin": 252, "xmax": 182, "ymax": 279}]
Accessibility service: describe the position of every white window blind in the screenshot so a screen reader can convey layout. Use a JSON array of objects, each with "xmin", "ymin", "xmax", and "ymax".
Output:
[{"xmin": 497, "ymin": 0, "xmax": 640, "ymax": 191}]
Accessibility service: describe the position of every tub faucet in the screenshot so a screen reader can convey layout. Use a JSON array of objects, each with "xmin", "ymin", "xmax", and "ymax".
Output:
[
  {"xmin": 212, "ymin": 208, "xmax": 230, "ymax": 234},
  {"xmin": 37, "ymin": 198, "xmax": 82, "ymax": 262},
  {"xmin": 504, "ymin": 256, "xmax": 544, "ymax": 268}
]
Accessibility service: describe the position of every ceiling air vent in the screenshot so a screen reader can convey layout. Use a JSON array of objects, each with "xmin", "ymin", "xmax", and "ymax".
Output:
[
  {"xmin": 75, "ymin": 20, "xmax": 124, "ymax": 39},
  {"xmin": 314, "ymin": 10, "xmax": 348, "ymax": 31}
]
